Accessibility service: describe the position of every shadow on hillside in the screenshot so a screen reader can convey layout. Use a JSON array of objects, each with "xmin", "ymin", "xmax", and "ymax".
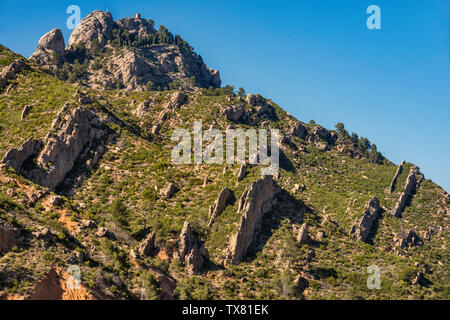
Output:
[{"xmin": 241, "ymin": 190, "xmax": 314, "ymax": 264}]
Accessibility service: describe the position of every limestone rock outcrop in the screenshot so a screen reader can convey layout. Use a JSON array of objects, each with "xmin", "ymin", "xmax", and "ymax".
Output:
[
  {"xmin": 227, "ymin": 176, "xmax": 281, "ymax": 264},
  {"xmin": 350, "ymin": 197, "xmax": 381, "ymax": 243},
  {"xmin": 208, "ymin": 188, "xmax": 233, "ymax": 228},
  {"xmin": 178, "ymin": 221, "xmax": 208, "ymax": 274},
  {"xmin": 2, "ymin": 104, "xmax": 107, "ymax": 190},
  {"xmin": 161, "ymin": 183, "xmax": 178, "ymax": 199},
  {"xmin": 0, "ymin": 59, "xmax": 27, "ymax": 88},
  {"xmin": 30, "ymin": 10, "xmax": 221, "ymax": 90},
  {"xmin": 388, "ymin": 160, "xmax": 405, "ymax": 193},
  {"xmin": 138, "ymin": 232, "xmax": 156, "ymax": 256},
  {"xmin": 397, "ymin": 229, "xmax": 424, "ymax": 249},
  {"xmin": 29, "ymin": 28, "xmax": 66, "ymax": 64},
  {"xmin": 391, "ymin": 167, "xmax": 421, "ymax": 218},
  {"xmin": 67, "ymin": 10, "xmax": 115, "ymax": 50},
  {"xmin": 296, "ymin": 223, "xmax": 308, "ymax": 245},
  {"xmin": 289, "ymin": 122, "xmax": 308, "ymax": 139},
  {"xmin": 165, "ymin": 91, "xmax": 187, "ymax": 109}
]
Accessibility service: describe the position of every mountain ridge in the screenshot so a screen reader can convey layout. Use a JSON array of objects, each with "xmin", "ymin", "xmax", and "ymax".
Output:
[{"xmin": 0, "ymin": 11, "xmax": 448, "ymax": 300}]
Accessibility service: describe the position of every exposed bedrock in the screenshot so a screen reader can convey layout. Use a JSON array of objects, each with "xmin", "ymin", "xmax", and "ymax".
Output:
[
  {"xmin": 350, "ymin": 197, "xmax": 381, "ymax": 244},
  {"xmin": 2, "ymin": 105, "xmax": 108, "ymax": 190},
  {"xmin": 227, "ymin": 176, "xmax": 281, "ymax": 264},
  {"xmin": 388, "ymin": 160, "xmax": 405, "ymax": 193},
  {"xmin": 390, "ymin": 166, "xmax": 421, "ymax": 218}
]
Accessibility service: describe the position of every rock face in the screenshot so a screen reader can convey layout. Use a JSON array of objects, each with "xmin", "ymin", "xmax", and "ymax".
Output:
[
  {"xmin": 1, "ymin": 137, "xmax": 43, "ymax": 172},
  {"xmin": 296, "ymin": 223, "xmax": 308, "ymax": 245},
  {"xmin": 67, "ymin": 10, "xmax": 115, "ymax": 50},
  {"xmin": 397, "ymin": 229, "xmax": 424, "ymax": 249},
  {"xmin": 208, "ymin": 188, "xmax": 233, "ymax": 228},
  {"xmin": 30, "ymin": 29, "xmax": 66, "ymax": 64},
  {"xmin": 350, "ymin": 197, "xmax": 381, "ymax": 243},
  {"xmin": 0, "ymin": 59, "xmax": 27, "ymax": 88},
  {"xmin": 0, "ymin": 223, "xmax": 21, "ymax": 253},
  {"xmin": 2, "ymin": 105, "xmax": 107, "ymax": 190},
  {"xmin": 391, "ymin": 167, "xmax": 420, "ymax": 218},
  {"xmin": 228, "ymin": 176, "xmax": 281, "ymax": 264},
  {"xmin": 223, "ymin": 105, "xmax": 245, "ymax": 122},
  {"xmin": 165, "ymin": 91, "xmax": 187, "ymax": 109},
  {"xmin": 289, "ymin": 122, "xmax": 308, "ymax": 139},
  {"xmin": 178, "ymin": 222, "xmax": 208, "ymax": 274},
  {"xmin": 389, "ymin": 160, "xmax": 405, "ymax": 193},
  {"xmin": 31, "ymin": 10, "xmax": 221, "ymax": 90},
  {"xmin": 138, "ymin": 232, "xmax": 156, "ymax": 256}
]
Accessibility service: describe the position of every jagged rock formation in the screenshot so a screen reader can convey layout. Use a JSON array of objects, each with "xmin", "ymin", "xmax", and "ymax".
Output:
[
  {"xmin": 396, "ymin": 229, "xmax": 424, "ymax": 249},
  {"xmin": 2, "ymin": 104, "xmax": 107, "ymax": 190},
  {"xmin": 67, "ymin": 11, "xmax": 115, "ymax": 50},
  {"xmin": 289, "ymin": 122, "xmax": 308, "ymax": 139},
  {"xmin": 296, "ymin": 223, "xmax": 308, "ymax": 245},
  {"xmin": 237, "ymin": 164, "xmax": 248, "ymax": 182},
  {"xmin": 30, "ymin": 10, "xmax": 221, "ymax": 90},
  {"xmin": 21, "ymin": 105, "xmax": 33, "ymax": 120},
  {"xmin": 391, "ymin": 167, "xmax": 421, "ymax": 218},
  {"xmin": 0, "ymin": 59, "xmax": 26, "ymax": 88},
  {"xmin": 178, "ymin": 221, "xmax": 208, "ymax": 274},
  {"xmin": 138, "ymin": 232, "xmax": 156, "ymax": 256},
  {"xmin": 350, "ymin": 197, "xmax": 381, "ymax": 243},
  {"xmin": 208, "ymin": 188, "xmax": 233, "ymax": 228},
  {"xmin": 0, "ymin": 223, "xmax": 21, "ymax": 254},
  {"xmin": 29, "ymin": 29, "xmax": 66, "ymax": 65},
  {"xmin": 164, "ymin": 91, "xmax": 187, "ymax": 109},
  {"xmin": 389, "ymin": 160, "xmax": 405, "ymax": 193},
  {"xmin": 227, "ymin": 176, "xmax": 281, "ymax": 264}
]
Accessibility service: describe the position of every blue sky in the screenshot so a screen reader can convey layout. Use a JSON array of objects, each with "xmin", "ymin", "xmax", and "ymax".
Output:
[{"xmin": 1, "ymin": 0, "xmax": 449, "ymax": 192}]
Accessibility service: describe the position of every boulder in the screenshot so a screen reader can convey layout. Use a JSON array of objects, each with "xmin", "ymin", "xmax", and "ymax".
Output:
[
  {"xmin": 228, "ymin": 176, "xmax": 281, "ymax": 264},
  {"xmin": 208, "ymin": 188, "xmax": 233, "ymax": 227},
  {"xmin": 161, "ymin": 183, "xmax": 179, "ymax": 199},
  {"xmin": 48, "ymin": 195, "xmax": 64, "ymax": 207}
]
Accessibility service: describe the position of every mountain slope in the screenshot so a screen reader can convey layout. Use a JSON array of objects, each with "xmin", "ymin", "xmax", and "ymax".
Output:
[{"xmin": 0, "ymin": 12, "xmax": 448, "ymax": 300}]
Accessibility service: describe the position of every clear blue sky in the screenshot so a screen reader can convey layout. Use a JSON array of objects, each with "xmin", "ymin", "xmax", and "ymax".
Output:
[{"xmin": 1, "ymin": 0, "xmax": 449, "ymax": 192}]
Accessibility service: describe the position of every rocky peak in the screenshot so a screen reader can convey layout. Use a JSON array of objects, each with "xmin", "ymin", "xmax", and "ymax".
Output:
[
  {"xmin": 67, "ymin": 10, "xmax": 114, "ymax": 50},
  {"xmin": 30, "ymin": 28, "xmax": 66, "ymax": 65}
]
